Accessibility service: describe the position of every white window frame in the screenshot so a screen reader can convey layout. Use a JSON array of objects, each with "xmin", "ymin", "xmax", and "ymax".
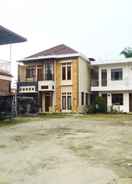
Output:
[
  {"xmin": 61, "ymin": 92, "xmax": 72, "ymax": 112},
  {"xmin": 61, "ymin": 63, "xmax": 71, "ymax": 81}
]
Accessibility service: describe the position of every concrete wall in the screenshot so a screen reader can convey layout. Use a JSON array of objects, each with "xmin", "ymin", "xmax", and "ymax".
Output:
[
  {"xmin": 0, "ymin": 79, "xmax": 11, "ymax": 96},
  {"xmin": 78, "ymin": 58, "xmax": 90, "ymax": 107}
]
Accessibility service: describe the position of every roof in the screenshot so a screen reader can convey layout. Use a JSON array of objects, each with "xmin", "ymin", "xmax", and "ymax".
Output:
[
  {"xmin": 0, "ymin": 25, "xmax": 27, "ymax": 45},
  {"xmin": 27, "ymin": 44, "xmax": 78, "ymax": 58},
  {"xmin": 19, "ymin": 44, "xmax": 89, "ymax": 62},
  {"xmin": 91, "ymin": 57, "xmax": 132, "ymax": 66},
  {"xmin": 0, "ymin": 70, "xmax": 12, "ymax": 77}
]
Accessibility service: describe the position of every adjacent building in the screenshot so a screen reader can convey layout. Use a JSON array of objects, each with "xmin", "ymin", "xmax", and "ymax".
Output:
[
  {"xmin": 17, "ymin": 44, "xmax": 91, "ymax": 114},
  {"xmin": 91, "ymin": 58, "xmax": 132, "ymax": 113},
  {"xmin": 0, "ymin": 25, "xmax": 26, "ymax": 115}
]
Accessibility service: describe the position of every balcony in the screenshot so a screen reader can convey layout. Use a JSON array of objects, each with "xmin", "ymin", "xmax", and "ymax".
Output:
[
  {"xmin": 91, "ymin": 79, "xmax": 99, "ymax": 87},
  {"xmin": 17, "ymin": 81, "xmax": 38, "ymax": 93},
  {"xmin": 38, "ymin": 81, "xmax": 55, "ymax": 91}
]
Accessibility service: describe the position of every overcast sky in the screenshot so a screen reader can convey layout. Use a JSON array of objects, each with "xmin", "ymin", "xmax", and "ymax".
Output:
[{"xmin": 0, "ymin": 0, "xmax": 132, "ymax": 80}]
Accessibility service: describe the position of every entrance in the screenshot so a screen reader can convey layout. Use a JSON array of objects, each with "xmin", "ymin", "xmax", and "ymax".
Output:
[{"xmin": 45, "ymin": 92, "xmax": 53, "ymax": 112}]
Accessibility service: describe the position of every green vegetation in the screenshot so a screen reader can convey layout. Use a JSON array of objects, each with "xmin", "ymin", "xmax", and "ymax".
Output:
[
  {"xmin": 79, "ymin": 113, "xmax": 132, "ymax": 123},
  {"xmin": 120, "ymin": 47, "xmax": 132, "ymax": 58},
  {"xmin": 87, "ymin": 96, "xmax": 107, "ymax": 113}
]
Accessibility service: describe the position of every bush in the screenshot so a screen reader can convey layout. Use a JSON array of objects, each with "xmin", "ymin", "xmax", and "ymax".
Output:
[
  {"xmin": 87, "ymin": 105, "xmax": 96, "ymax": 113},
  {"xmin": 95, "ymin": 96, "xmax": 107, "ymax": 113}
]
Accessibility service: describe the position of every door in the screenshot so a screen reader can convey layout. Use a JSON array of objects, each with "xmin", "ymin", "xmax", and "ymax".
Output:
[
  {"xmin": 129, "ymin": 94, "xmax": 132, "ymax": 112},
  {"xmin": 45, "ymin": 93, "xmax": 51, "ymax": 112}
]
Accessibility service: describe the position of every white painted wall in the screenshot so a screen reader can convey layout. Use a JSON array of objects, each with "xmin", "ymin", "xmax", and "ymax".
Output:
[{"xmin": 78, "ymin": 58, "xmax": 90, "ymax": 106}]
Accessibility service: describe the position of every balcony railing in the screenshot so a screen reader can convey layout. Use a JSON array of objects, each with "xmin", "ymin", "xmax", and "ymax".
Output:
[
  {"xmin": 101, "ymin": 79, "xmax": 107, "ymax": 86},
  {"xmin": 17, "ymin": 81, "xmax": 38, "ymax": 93},
  {"xmin": 0, "ymin": 60, "xmax": 11, "ymax": 74},
  {"xmin": 91, "ymin": 80, "xmax": 99, "ymax": 87}
]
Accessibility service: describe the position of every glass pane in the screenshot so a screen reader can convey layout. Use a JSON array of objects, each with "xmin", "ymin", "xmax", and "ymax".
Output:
[
  {"xmin": 67, "ymin": 96, "xmax": 71, "ymax": 110},
  {"xmin": 62, "ymin": 96, "xmax": 66, "ymax": 109},
  {"xmin": 45, "ymin": 64, "xmax": 53, "ymax": 80},
  {"xmin": 101, "ymin": 69, "xmax": 107, "ymax": 86},
  {"xmin": 67, "ymin": 65, "xmax": 71, "ymax": 80},
  {"xmin": 62, "ymin": 66, "xmax": 66, "ymax": 80}
]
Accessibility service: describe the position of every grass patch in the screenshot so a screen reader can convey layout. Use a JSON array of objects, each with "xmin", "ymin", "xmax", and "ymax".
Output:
[{"xmin": 78, "ymin": 113, "xmax": 132, "ymax": 123}]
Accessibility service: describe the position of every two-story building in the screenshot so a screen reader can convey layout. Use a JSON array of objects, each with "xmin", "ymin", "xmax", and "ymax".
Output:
[
  {"xmin": 91, "ymin": 58, "xmax": 132, "ymax": 113},
  {"xmin": 17, "ymin": 44, "xmax": 91, "ymax": 114}
]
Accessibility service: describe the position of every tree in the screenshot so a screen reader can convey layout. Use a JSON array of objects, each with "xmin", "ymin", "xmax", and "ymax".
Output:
[{"xmin": 120, "ymin": 47, "xmax": 132, "ymax": 58}]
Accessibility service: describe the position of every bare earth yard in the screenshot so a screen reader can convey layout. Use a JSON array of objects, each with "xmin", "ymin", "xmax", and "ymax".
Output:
[{"xmin": 0, "ymin": 114, "xmax": 132, "ymax": 183}]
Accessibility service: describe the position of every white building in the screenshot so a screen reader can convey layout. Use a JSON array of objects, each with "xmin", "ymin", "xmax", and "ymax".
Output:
[{"xmin": 91, "ymin": 58, "xmax": 132, "ymax": 113}]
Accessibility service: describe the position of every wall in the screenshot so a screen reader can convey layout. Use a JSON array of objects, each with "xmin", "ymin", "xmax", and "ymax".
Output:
[
  {"xmin": 18, "ymin": 65, "xmax": 26, "ymax": 82},
  {"xmin": 78, "ymin": 57, "xmax": 90, "ymax": 107},
  {"xmin": 72, "ymin": 59, "xmax": 79, "ymax": 112},
  {"xmin": 55, "ymin": 61, "xmax": 61, "ymax": 112},
  {"xmin": 0, "ymin": 79, "xmax": 11, "ymax": 96}
]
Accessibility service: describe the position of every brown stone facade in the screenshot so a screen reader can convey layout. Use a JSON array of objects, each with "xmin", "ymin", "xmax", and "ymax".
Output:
[
  {"xmin": 72, "ymin": 59, "xmax": 79, "ymax": 112},
  {"xmin": 0, "ymin": 79, "xmax": 11, "ymax": 96},
  {"xmin": 55, "ymin": 62, "xmax": 61, "ymax": 112}
]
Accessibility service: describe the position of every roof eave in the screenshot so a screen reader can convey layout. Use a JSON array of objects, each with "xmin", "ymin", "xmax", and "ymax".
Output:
[{"xmin": 18, "ymin": 53, "xmax": 81, "ymax": 62}]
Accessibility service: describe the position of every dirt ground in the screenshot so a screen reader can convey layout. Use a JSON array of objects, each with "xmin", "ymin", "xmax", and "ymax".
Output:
[{"xmin": 0, "ymin": 116, "xmax": 132, "ymax": 184}]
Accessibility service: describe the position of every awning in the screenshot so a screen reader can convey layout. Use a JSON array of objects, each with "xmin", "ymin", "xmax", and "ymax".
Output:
[{"xmin": 0, "ymin": 25, "xmax": 27, "ymax": 45}]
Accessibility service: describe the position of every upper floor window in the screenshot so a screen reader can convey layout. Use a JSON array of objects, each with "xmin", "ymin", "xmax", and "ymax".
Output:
[
  {"xmin": 91, "ymin": 67, "xmax": 99, "ymax": 86},
  {"xmin": 26, "ymin": 66, "xmax": 35, "ymax": 79},
  {"xmin": 44, "ymin": 63, "xmax": 54, "ymax": 80},
  {"xmin": 111, "ymin": 68, "xmax": 122, "ymax": 81},
  {"xmin": 62, "ymin": 63, "xmax": 71, "ymax": 80},
  {"xmin": 101, "ymin": 69, "xmax": 107, "ymax": 86}
]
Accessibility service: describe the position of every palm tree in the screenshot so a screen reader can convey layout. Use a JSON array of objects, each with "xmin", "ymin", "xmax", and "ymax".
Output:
[{"xmin": 120, "ymin": 47, "xmax": 132, "ymax": 58}]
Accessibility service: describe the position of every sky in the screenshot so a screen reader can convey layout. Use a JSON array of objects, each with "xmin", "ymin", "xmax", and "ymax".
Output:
[{"xmin": 0, "ymin": 0, "xmax": 132, "ymax": 81}]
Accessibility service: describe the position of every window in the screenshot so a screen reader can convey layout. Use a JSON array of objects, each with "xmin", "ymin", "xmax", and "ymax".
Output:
[
  {"xmin": 62, "ymin": 92, "xmax": 72, "ymax": 110},
  {"xmin": 67, "ymin": 92, "xmax": 72, "ymax": 110},
  {"xmin": 62, "ymin": 63, "xmax": 71, "ymax": 80},
  {"xmin": 112, "ymin": 94, "xmax": 123, "ymax": 105},
  {"xmin": 67, "ymin": 65, "xmax": 71, "ymax": 80},
  {"xmin": 81, "ymin": 92, "xmax": 84, "ymax": 105},
  {"xmin": 62, "ymin": 93, "xmax": 66, "ymax": 110},
  {"xmin": 91, "ymin": 67, "xmax": 99, "ymax": 87},
  {"xmin": 85, "ymin": 93, "xmax": 89, "ymax": 105},
  {"xmin": 62, "ymin": 65, "xmax": 66, "ymax": 80},
  {"xmin": 26, "ymin": 66, "xmax": 35, "ymax": 79},
  {"xmin": 44, "ymin": 63, "xmax": 53, "ymax": 80},
  {"xmin": 111, "ymin": 68, "xmax": 122, "ymax": 81},
  {"xmin": 101, "ymin": 69, "xmax": 107, "ymax": 86}
]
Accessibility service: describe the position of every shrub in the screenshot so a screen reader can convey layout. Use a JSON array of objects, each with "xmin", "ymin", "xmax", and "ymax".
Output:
[{"xmin": 95, "ymin": 96, "xmax": 107, "ymax": 113}]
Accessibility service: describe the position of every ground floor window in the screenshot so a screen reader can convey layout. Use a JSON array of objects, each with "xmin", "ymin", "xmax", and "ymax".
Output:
[
  {"xmin": 85, "ymin": 93, "xmax": 89, "ymax": 105},
  {"xmin": 81, "ymin": 92, "xmax": 84, "ymax": 105},
  {"xmin": 62, "ymin": 92, "xmax": 72, "ymax": 110},
  {"xmin": 112, "ymin": 93, "xmax": 123, "ymax": 105}
]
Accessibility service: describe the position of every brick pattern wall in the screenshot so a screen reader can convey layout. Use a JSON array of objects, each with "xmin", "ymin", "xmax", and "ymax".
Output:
[
  {"xmin": 0, "ymin": 79, "xmax": 10, "ymax": 96},
  {"xmin": 72, "ymin": 59, "xmax": 79, "ymax": 112},
  {"xmin": 55, "ymin": 62, "xmax": 61, "ymax": 112}
]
